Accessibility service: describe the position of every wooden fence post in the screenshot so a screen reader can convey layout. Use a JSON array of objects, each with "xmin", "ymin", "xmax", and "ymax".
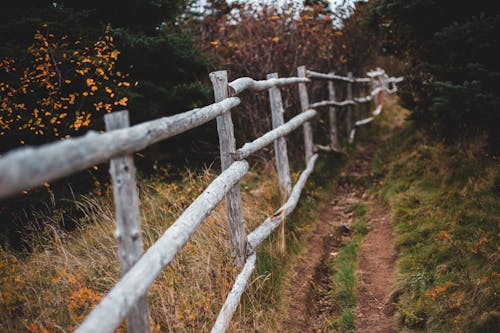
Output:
[
  {"xmin": 346, "ymin": 72, "xmax": 353, "ymax": 140},
  {"xmin": 209, "ymin": 70, "xmax": 247, "ymax": 267},
  {"xmin": 105, "ymin": 110, "xmax": 151, "ymax": 333},
  {"xmin": 297, "ymin": 65, "xmax": 314, "ymax": 163},
  {"xmin": 364, "ymin": 83, "xmax": 370, "ymax": 119},
  {"xmin": 267, "ymin": 73, "xmax": 292, "ymax": 199},
  {"xmin": 328, "ymin": 72, "xmax": 340, "ymax": 152}
]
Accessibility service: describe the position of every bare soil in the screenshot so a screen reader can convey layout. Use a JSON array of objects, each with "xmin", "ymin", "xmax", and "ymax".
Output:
[
  {"xmin": 282, "ymin": 141, "xmax": 397, "ymax": 332},
  {"xmin": 355, "ymin": 200, "xmax": 397, "ymax": 333}
]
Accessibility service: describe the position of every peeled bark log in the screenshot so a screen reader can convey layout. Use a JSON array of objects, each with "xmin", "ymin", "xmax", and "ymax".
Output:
[
  {"xmin": 75, "ymin": 161, "xmax": 249, "ymax": 333},
  {"xmin": 0, "ymin": 97, "xmax": 240, "ymax": 199}
]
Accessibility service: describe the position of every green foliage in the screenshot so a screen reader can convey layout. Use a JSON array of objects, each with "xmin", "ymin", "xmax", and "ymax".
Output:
[
  {"xmin": 375, "ymin": 127, "xmax": 500, "ymax": 332},
  {"xmin": 371, "ymin": 1, "xmax": 500, "ymax": 148}
]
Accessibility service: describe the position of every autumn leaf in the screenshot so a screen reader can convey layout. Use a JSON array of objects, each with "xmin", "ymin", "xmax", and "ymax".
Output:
[
  {"xmin": 118, "ymin": 97, "xmax": 128, "ymax": 106},
  {"xmin": 110, "ymin": 49, "xmax": 120, "ymax": 60}
]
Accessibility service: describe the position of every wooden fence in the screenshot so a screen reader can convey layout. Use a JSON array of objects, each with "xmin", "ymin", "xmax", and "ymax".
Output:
[{"xmin": 0, "ymin": 65, "xmax": 402, "ymax": 333}]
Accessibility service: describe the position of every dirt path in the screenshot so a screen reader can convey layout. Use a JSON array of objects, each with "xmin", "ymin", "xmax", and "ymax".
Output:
[
  {"xmin": 355, "ymin": 200, "xmax": 397, "ymax": 333},
  {"xmin": 281, "ymin": 141, "xmax": 397, "ymax": 332}
]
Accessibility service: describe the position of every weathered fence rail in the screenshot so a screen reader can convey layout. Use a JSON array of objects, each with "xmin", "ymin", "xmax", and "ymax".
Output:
[
  {"xmin": 0, "ymin": 64, "xmax": 402, "ymax": 333},
  {"xmin": 0, "ymin": 97, "xmax": 240, "ymax": 199}
]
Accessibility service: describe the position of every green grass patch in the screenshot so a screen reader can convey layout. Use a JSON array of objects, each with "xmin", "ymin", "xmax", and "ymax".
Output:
[
  {"xmin": 375, "ymin": 127, "xmax": 500, "ymax": 332},
  {"xmin": 325, "ymin": 204, "xmax": 367, "ymax": 332}
]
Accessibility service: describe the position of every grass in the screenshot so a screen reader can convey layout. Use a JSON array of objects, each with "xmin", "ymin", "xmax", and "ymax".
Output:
[
  {"xmin": 324, "ymin": 203, "xmax": 368, "ymax": 332},
  {"xmin": 374, "ymin": 127, "xmax": 500, "ymax": 332},
  {"xmin": 0, "ymin": 153, "xmax": 345, "ymax": 332}
]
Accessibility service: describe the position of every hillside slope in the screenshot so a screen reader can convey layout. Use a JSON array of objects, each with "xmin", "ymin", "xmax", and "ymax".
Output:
[{"xmin": 374, "ymin": 128, "xmax": 500, "ymax": 332}]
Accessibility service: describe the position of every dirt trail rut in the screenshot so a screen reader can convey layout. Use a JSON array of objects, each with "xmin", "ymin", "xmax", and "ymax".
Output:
[
  {"xmin": 355, "ymin": 200, "xmax": 397, "ymax": 333},
  {"xmin": 281, "ymin": 141, "xmax": 397, "ymax": 332}
]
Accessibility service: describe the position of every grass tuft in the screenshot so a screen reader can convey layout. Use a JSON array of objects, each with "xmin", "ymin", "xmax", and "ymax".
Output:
[{"xmin": 325, "ymin": 203, "xmax": 367, "ymax": 332}]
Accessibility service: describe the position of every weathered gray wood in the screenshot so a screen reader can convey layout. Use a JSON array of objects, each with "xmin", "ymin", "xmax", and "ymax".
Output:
[
  {"xmin": 267, "ymin": 73, "xmax": 292, "ymax": 199},
  {"xmin": 314, "ymin": 144, "xmax": 337, "ymax": 153},
  {"xmin": 229, "ymin": 76, "xmax": 310, "ymax": 96},
  {"xmin": 246, "ymin": 154, "xmax": 318, "ymax": 253},
  {"xmin": 367, "ymin": 68, "xmax": 385, "ymax": 77},
  {"xmin": 210, "ymin": 253, "xmax": 257, "ymax": 333},
  {"xmin": 355, "ymin": 117, "xmax": 374, "ymax": 126},
  {"xmin": 365, "ymin": 83, "xmax": 371, "ymax": 120},
  {"xmin": 297, "ymin": 66, "xmax": 314, "ymax": 163},
  {"xmin": 235, "ymin": 110, "xmax": 317, "ymax": 160},
  {"xmin": 0, "ymin": 97, "xmax": 240, "ymax": 200},
  {"xmin": 386, "ymin": 83, "xmax": 398, "ymax": 94},
  {"xmin": 328, "ymin": 73, "xmax": 340, "ymax": 152},
  {"xmin": 346, "ymin": 72, "xmax": 353, "ymax": 140},
  {"xmin": 302, "ymin": 68, "xmax": 401, "ymax": 85},
  {"xmin": 370, "ymin": 86, "xmax": 384, "ymax": 97},
  {"xmin": 379, "ymin": 73, "xmax": 401, "ymax": 94},
  {"xmin": 75, "ymin": 160, "xmax": 249, "ymax": 333},
  {"xmin": 388, "ymin": 76, "xmax": 404, "ymax": 83},
  {"xmin": 105, "ymin": 111, "xmax": 151, "ymax": 333},
  {"xmin": 354, "ymin": 95, "xmax": 373, "ymax": 103},
  {"xmin": 349, "ymin": 128, "xmax": 356, "ymax": 144},
  {"xmin": 310, "ymin": 100, "xmax": 355, "ymax": 108},
  {"xmin": 373, "ymin": 104, "xmax": 383, "ymax": 116},
  {"xmin": 307, "ymin": 70, "xmax": 354, "ymax": 83},
  {"xmin": 210, "ymin": 70, "xmax": 247, "ymax": 267}
]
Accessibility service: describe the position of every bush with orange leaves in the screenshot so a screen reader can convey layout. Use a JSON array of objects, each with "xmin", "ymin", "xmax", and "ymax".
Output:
[{"xmin": 0, "ymin": 25, "xmax": 131, "ymax": 152}]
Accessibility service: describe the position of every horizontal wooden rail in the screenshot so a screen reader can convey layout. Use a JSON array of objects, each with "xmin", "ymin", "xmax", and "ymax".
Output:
[
  {"xmin": 307, "ymin": 70, "xmax": 375, "ymax": 83},
  {"xmin": 388, "ymin": 77, "xmax": 404, "ymax": 83},
  {"xmin": 355, "ymin": 117, "xmax": 374, "ymax": 126},
  {"xmin": 310, "ymin": 80, "xmax": 401, "ymax": 109},
  {"xmin": 0, "ymin": 97, "xmax": 241, "ymax": 200},
  {"xmin": 235, "ymin": 109, "xmax": 317, "ymax": 160},
  {"xmin": 246, "ymin": 154, "xmax": 318, "ymax": 252},
  {"xmin": 211, "ymin": 253, "xmax": 257, "ymax": 333},
  {"xmin": 229, "ymin": 77, "xmax": 310, "ymax": 96},
  {"xmin": 314, "ymin": 144, "xmax": 338, "ymax": 153},
  {"xmin": 310, "ymin": 100, "xmax": 356, "ymax": 108},
  {"xmin": 307, "ymin": 70, "xmax": 356, "ymax": 82},
  {"xmin": 353, "ymin": 95, "xmax": 373, "ymax": 103},
  {"xmin": 75, "ymin": 160, "xmax": 249, "ymax": 333},
  {"xmin": 367, "ymin": 69, "xmax": 385, "ymax": 77}
]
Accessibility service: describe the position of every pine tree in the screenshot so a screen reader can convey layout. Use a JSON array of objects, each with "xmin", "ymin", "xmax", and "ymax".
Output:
[{"xmin": 372, "ymin": 0, "xmax": 500, "ymax": 148}]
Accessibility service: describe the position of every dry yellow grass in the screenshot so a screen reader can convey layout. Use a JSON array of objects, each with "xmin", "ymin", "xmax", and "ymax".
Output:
[{"xmin": 0, "ymin": 160, "xmax": 319, "ymax": 332}]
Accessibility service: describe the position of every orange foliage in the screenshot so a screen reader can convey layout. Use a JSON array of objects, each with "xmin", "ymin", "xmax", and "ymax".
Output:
[{"xmin": 0, "ymin": 25, "xmax": 131, "ymax": 147}]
